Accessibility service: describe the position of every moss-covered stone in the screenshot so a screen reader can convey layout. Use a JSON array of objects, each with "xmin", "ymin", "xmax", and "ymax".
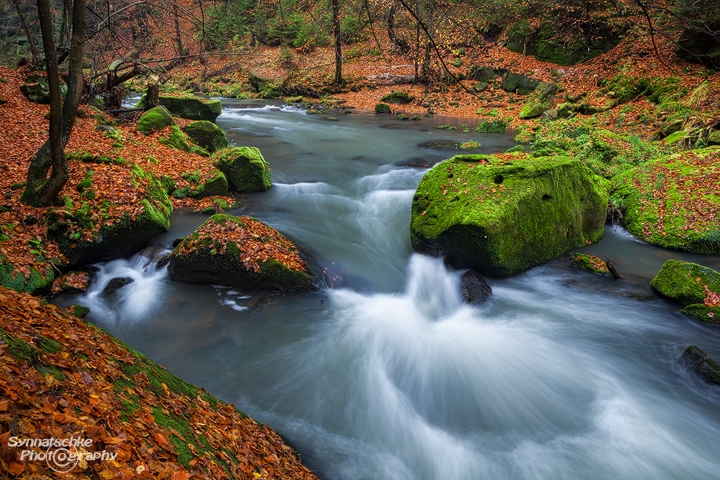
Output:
[
  {"xmin": 375, "ymin": 103, "xmax": 391, "ymax": 114},
  {"xmin": 475, "ymin": 119, "xmax": 508, "ymax": 133},
  {"xmin": 70, "ymin": 304, "xmax": 90, "ymax": 318},
  {"xmin": 168, "ymin": 214, "xmax": 313, "ymax": 291},
  {"xmin": 410, "ymin": 155, "xmax": 609, "ymax": 277},
  {"xmin": 159, "ymin": 124, "xmax": 192, "ymax": 152},
  {"xmin": 680, "ymin": 345, "xmax": 720, "ymax": 386},
  {"xmin": 183, "ymin": 120, "xmax": 229, "ymax": 153},
  {"xmin": 140, "ymin": 94, "xmax": 222, "ymax": 121},
  {"xmin": 19, "ymin": 78, "xmax": 50, "ymax": 104},
  {"xmin": 570, "ymin": 253, "xmax": 610, "ymax": 275},
  {"xmin": 47, "ymin": 165, "xmax": 173, "ymax": 267},
  {"xmin": 612, "ymin": 147, "xmax": 720, "ymax": 253},
  {"xmin": 708, "ymin": 131, "xmax": 720, "ymax": 146},
  {"xmin": 681, "ymin": 304, "xmax": 720, "ymax": 325},
  {"xmin": 502, "ymin": 72, "xmax": 540, "ymax": 95},
  {"xmin": 519, "ymin": 82, "xmax": 558, "ymax": 119},
  {"xmin": 380, "ymin": 91, "xmax": 414, "ymax": 104},
  {"xmin": 175, "ymin": 170, "xmax": 229, "ymax": 199},
  {"xmin": 136, "ymin": 106, "xmax": 174, "ymax": 135},
  {"xmin": 213, "ymin": 147, "xmax": 271, "ymax": 192},
  {"xmin": 650, "ymin": 260, "xmax": 720, "ymax": 306},
  {"xmin": 0, "ymin": 255, "xmax": 54, "ymax": 295}
]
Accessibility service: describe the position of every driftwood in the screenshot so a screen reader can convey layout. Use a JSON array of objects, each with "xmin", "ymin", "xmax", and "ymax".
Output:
[{"xmin": 603, "ymin": 256, "xmax": 623, "ymax": 279}]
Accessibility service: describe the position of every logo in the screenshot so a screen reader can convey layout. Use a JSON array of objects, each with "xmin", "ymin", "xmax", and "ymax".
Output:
[{"xmin": 7, "ymin": 436, "xmax": 117, "ymax": 473}]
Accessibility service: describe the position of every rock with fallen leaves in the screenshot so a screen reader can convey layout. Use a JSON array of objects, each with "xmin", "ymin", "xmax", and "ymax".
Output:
[
  {"xmin": 612, "ymin": 147, "xmax": 720, "ymax": 253},
  {"xmin": 46, "ymin": 164, "xmax": 173, "ymax": 267},
  {"xmin": 570, "ymin": 253, "xmax": 611, "ymax": 276},
  {"xmin": 169, "ymin": 214, "xmax": 313, "ymax": 291},
  {"xmin": 410, "ymin": 154, "xmax": 609, "ymax": 278},
  {"xmin": 0, "ymin": 286, "xmax": 319, "ymax": 478}
]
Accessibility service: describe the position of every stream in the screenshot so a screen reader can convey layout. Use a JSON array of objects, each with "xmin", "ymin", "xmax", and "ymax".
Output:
[{"xmin": 56, "ymin": 101, "xmax": 720, "ymax": 480}]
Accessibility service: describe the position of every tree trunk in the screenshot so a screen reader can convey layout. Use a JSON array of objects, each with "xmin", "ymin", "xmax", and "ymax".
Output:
[
  {"xmin": 173, "ymin": 1, "xmax": 186, "ymax": 57},
  {"xmin": 332, "ymin": 0, "xmax": 342, "ymax": 85},
  {"xmin": 11, "ymin": 0, "xmax": 39, "ymax": 64},
  {"xmin": 22, "ymin": 0, "xmax": 87, "ymax": 207},
  {"xmin": 146, "ymin": 83, "xmax": 159, "ymax": 109},
  {"xmin": 387, "ymin": 4, "xmax": 410, "ymax": 54}
]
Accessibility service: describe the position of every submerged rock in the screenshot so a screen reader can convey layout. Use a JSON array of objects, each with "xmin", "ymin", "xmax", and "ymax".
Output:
[
  {"xmin": 168, "ymin": 214, "xmax": 313, "ymax": 291},
  {"xmin": 459, "ymin": 270, "xmax": 492, "ymax": 304},
  {"xmin": 101, "ymin": 277, "xmax": 134, "ymax": 296},
  {"xmin": 214, "ymin": 147, "xmax": 272, "ymax": 192},
  {"xmin": 410, "ymin": 154, "xmax": 609, "ymax": 278},
  {"xmin": 680, "ymin": 345, "xmax": 720, "ymax": 386}
]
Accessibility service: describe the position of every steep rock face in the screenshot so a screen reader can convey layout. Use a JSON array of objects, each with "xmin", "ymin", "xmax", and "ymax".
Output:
[
  {"xmin": 168, "ymin": 214, "xmax": 313, "ymax": 291},
  {"xmin": 213, "ymin": 147, "xmax": 272, "ymax": 192},
  {"xmin": 410, "ymin": 154, "xmax": 609, "ymax": 278}
]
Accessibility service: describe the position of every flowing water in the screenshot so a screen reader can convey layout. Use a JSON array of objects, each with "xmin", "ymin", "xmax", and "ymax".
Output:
[{"xmin": 57, "ymin": 102, "xmax": 720, "ymax": 480}]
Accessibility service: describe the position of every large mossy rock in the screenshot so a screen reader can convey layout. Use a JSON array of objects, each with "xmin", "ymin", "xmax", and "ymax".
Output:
[
  {"xmin": 48, "ymin": 165, "xmax": 173, "ymax": 267},
  {"xmin": 410, "ymin": 155, "xmax": 609, "ymax": 278},
  {"xmin": 213, "ymin": 147, "xmax": 271, "ymax": 192},
  {"xmin": 612, "ymin": 147, "xmax": 720, "ymax": 253},
  {"xmin": 136, "ymin": 106, "xmax": 174, "ymax": 135},
  {"xmin": 519, "ymin": 82, "xmax": 558, "ymax": 119},
  {"xmin": 650, "ymin": 260, "xmax": 720, "ymax": 306},
  {"xmin": 168, "ymin": 214, "xmax": 313, "ymax": 291},
  {"xmin": 137, "ymin": 94, "xmax": 222, "ymax": 121},
  {"xmin": 183, "ymin": 120, "xmax": 228, "ymax": 153}
]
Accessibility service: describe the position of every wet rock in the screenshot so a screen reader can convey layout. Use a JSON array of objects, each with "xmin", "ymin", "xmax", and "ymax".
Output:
[
  {"xmin": 680, "ymin": 345, "xmax": 720, "ymax": 386},
  {"xmin": 183, "ymin": 120, "xmax": 228, "ymax": 153},
  {"xmin": 102, "ymin": 277, "xmax": 134, "ymax": 296},
  {"xmin": 214, "ymin": 146, "xmax": 271, "ymax": 192},
  {"xmin": 459, "ymin": 270, "xmax": 492, "ymax": 304},
  {"xmin": 169, "ymin": 214, "xmax": 313, "ymax": 292},
  {"xmin": 410, "ymin": 155, "xmax": 609, "ymax": 278},
  {"xmin": 650, "ymin": 260, "xmax": 720, "ymax": 306}
]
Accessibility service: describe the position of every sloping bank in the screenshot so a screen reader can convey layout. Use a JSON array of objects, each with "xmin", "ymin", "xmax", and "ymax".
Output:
[{"xmin": 0, "ymin": 287, "xmax": 318, "ymax": 479}]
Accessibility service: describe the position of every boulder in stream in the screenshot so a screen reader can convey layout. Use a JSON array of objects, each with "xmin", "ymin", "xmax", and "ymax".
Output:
[
  {"xmin": 183, "ymin": 120, "xmax": 228, "ymax": 153},
  {"xmin": 168, "ymin": 214, "xmax": 313, "ymax": 292},
  {"xmin": 101, "ymin": 277, "xmax": 134, "ymax": 296},
  {"xmin": 459, "ymin": 270, "xmax": 492, "ymax": 304},
  {"xmin": 680, "ymin": 345, "xmax": 720, "ymax": 386},
  {"xmin": 410, "ymin": 154, "xmax": 609, "ymax": 278},
  {"xmin": 137, "ymin": 94, "xmax": 222, "ymax": 121},
  {"xmin": 650, "ymin": 260, "xmax": 720, "ymax": 325},
  {"xmin": 214, "ymin": 147, "xmax": 272, "ymax": 192}
]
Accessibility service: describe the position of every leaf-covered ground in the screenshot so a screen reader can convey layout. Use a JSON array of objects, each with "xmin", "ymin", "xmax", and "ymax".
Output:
[{"xmin": 0, "ymin": 287, "xmax": 318, "ymax": 479}]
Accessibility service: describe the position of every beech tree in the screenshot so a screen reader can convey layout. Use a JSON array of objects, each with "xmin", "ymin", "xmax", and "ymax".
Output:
[{"xmin": 21, "ymin": 0, "xmax": 87, "ymax": 206}]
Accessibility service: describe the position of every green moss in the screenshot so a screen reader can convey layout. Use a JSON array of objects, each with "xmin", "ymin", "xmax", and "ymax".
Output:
[
  {"xmin": 570, "ymin": 253, "xmax": 610, "ymax": 275},
  {"xmin": 475, "ymin": 119, "xmax": 508, "ymax": 133},
  {"xmin": 183, "ymin": 120, "xmax": 228, "ymax": 153},
  {"xmin": 612, "ymin": 148, "xmax": 720, "ymax": 252},
  {"xmin": 374, "ymin": 103, "xmax": 391, "ymax": 114},
  {"xmin": 410, "ymin": 155, "xmax": 609, "ymax": 277},
  {"xmin": 397, "ymin": 113, "xmax": 409, "ymax": 121},
  {"xmin": 505, "ymin": 145, "xmax": 525, "ymax": 153},
  {"xmin": 681, "ymin": 345, "xmax": 720, "ymax": 385},
  {"xmin": 159, "ymin": 124, "xmax": 192, "ymax": 152},
  {"xmin": 380, "ymin": 91, "xmax": 414, "ymax": 104},
  {"xmin": 36, "ymin": 336, "xmax": 62, "ymax": 354},
  {"xmin": 519, "ymin": 82, "xmax": 557, "ymax": 119},
  {"xmin": 155, "ymin": 95, "xmax": 222, "ymax": 121},
  {"xmin": 682, "ymin": 304, "xmax": 720, "ymax": 325},
  {"xmin": 136, "ymin": 106, "xmax": 174, "ymax": 135},
  {"xmin": 0, "ymin": 255, "xmax": 55, "ymax": 295},
  {"xmin": 459, "ymin": 140, "xmax": 481, "ymax": 150},
  {"xmin": 213, "ymin": 147, "xmax": 272, "ymax": 192},
  {"xmin": 0, "ymin": 327, "xmax": 39, "ymax": 364},
  {"xmin": 650, "ymin": 260, "xmax": 720, "ymax": 306},
  {"xmin": 70, "ymin": 304, "xmax": 90, "ymax": 318}
]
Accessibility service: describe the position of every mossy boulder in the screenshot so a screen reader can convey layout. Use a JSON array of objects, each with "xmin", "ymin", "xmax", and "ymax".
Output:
[
  {"xmin": 650, "ymin": 260, "xmax": 720, "ymax": 306},
  {"xmin": 680, "ymin": 345, "xmax": 720, "ymax": 386},
  {"xmin": 375, "ymin": 103, "xmax": 391, "ymax": 114},
  {"xmin": 502, "ymin": 72, "xmax": 541, "ymax": 95},
  {"xmin": 136, "ymin": 106, "xmax": 174, "ymax": 135},
  {"xmin": 611, "ymin": 147, "xmax": 720, "ymax": 253},
  {"xmin": 47, "ymin": 165, "xmax": 173, "ymax": 267},
  {"xmin": 183, "ymin": 120, "xmax": 228, "ymax": 153},
  {"xmin": 682, "ymin": 304, "xmax": 720, "ymax": 325},
  {"xmin": 708, "ymin": 131, "xmax": 720, "ymax": 146},
  {"xmin": 570, "ymin": 253, "xmax": 610, "ymax": 275},
  {"xmin": 410, "ymin": 155, "xmax": 609, "ymax": 278},
  {"xmin": 475, "ymin": 119, "xmax": 508, "ymax": 133},
  {"xmin": 159, "ymin": 95, "xmax": 222, "ymax": 121},
  {"xmin": 168, "ymin": 214, "xmax": 313, "ymax": 291},
  {"xmin": 173, "ymin": 170, "xmax": 229, "ymax": 199},
  {"xmin": 467, "ymin": 66, "xmax": 504, "ymax": 83},
  {"xmin": 214, "ymin": 147, "xmax": 271, "ymax": 192},
  {"xmin": 19, "ymin": 81, "xmax": 50, "ymax": 104},
  {"xmin": 0, "ymin": 255, "xmax": 54, "ymax": 295},
  {"xmin": 380, "ymin": 91, "xmax": 414, "ymax": 104},
  {"xmin": 519, "ymin": 82, "xmax": 558, "ymax": 119}
]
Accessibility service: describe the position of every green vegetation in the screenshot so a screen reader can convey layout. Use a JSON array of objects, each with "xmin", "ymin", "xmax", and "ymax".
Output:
[{"xmin": 214, "ymin": 146, "xmax": 272, "ymax": 192}]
